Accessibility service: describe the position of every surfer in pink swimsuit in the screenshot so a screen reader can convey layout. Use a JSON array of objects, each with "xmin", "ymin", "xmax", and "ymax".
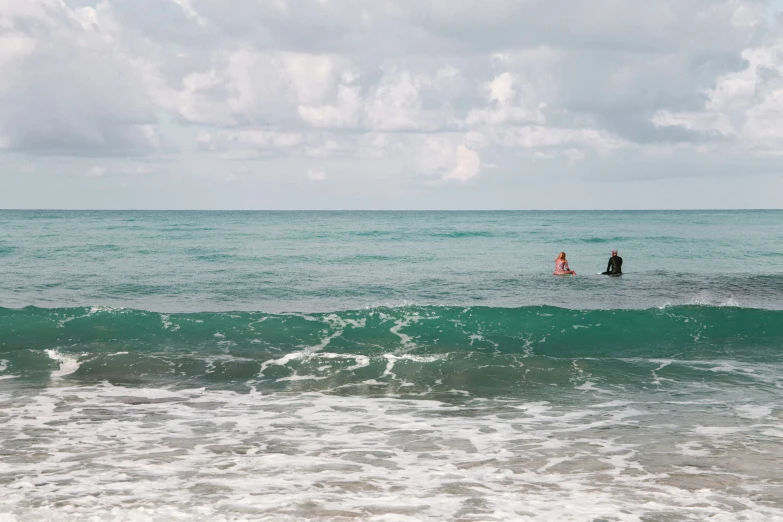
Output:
[{"xmin": 553, "ymin": 252, "xmax": 576, "ymax": 275}]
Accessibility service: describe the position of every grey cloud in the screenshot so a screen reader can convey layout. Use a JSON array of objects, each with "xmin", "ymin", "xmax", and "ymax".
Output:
[
  {"xmin": 107, "ymin": 0, "xmax": 210, "ymax": 46},
  {"xmin": 188, "ymin": 0, "xmax": 367, "ymax": 53},
  {"xmin": 586, "ymin": 112, "xmax": 722, "ymax": 145},
  {"xmin": 139, "ymin": 0, "xmax": 776, "ymax": 145},
  {"xmin": 176, "ymin": 0, "xmax": 770, "ymax": 56},
  {"xmin": 0, "ymin": 1, "xmax": 160, "ymax": 156}
]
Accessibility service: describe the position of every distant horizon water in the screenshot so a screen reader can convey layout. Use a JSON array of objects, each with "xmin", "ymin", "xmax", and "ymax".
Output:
[{"xmin": 2, "ymin": 207, "xmax": 783, "ymax": 211}]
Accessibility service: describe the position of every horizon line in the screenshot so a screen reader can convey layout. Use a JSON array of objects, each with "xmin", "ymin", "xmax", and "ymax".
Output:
[{"xmin": 0, "ymin": 208, "xmax": 782, "ymax": 212}]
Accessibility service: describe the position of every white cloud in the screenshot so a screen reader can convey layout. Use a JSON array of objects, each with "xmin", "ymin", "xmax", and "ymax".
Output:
[
  {"xmin": 363, "ymin": 70, "xmax": 424, "ymax": 131},
  {"xmin": 502, "ymin": 126, "xmax": 626, "ymax": 153},
  {"xmin": 418, "ymin": 137, "xmax": 456, "ymax": 176},
  {"xmin": 652, "ymin": 39, "xmax": 783, "ymax": 155},
  {"xmin": 298, "ymin": 85, "xmax": 362, "ymax": 128},
  {"xmin": 121, "ymin": 165, "xmax": 156, "ymax": 175},
  {"xmin": 198, "ymin": 129, "xmax": 304, "ymax": 159},
  {"xmin": 488, "ymin": 72, "xmax": 515, "ymax": 103},
  {"xmin": 83, "ymin": 163, "xmax": 155, "ymax": 177},
  {"xmin": 443, "ymin": 145, "xmax": 482, "ymax": 182},
  {"xmin": 170, "ymin": 49, "xmax": 349, "ymax": 127},
  {"xmin": 307, "ymin": 169, "xmax": 328, "ymax": 181},
  {"xmin": 418, "ymin": 138, "xmax": 483, "ymax": 182},
  {"xmin": 170, "ymin": 0, "xmax": 208, "ymax": 26},
  {"xmin": 461, "ymin": 47, "xmax": 560, "ymax": 130},
  {"xmin": 87, "ymin": 166, "xmax": 107, "ymax": 177}
]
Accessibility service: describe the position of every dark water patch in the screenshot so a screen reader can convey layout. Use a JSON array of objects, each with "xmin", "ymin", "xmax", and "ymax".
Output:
[
  {"xmin": 353, "ymin": 230, "xmax": 403, "ymax": 238},
  {"xmin": 105, "ymin": 283, "xmax": 181, "ymax": 297},
  {"xmin": 194, "ymin": 253, "xmax": 237, "ymax": 262},
  {"xmin": 431, "ymin": 231, "xmax": 495, "ymax": 239},
  {"xmin": 84, "ymin": 244, "xmax": 122, "ymax": 251},
  {"xmin": 8, "ymin": 212, "xmax": 66, "ymax": 221},
  {"xmin": 161, "ymin": 226, "xmax": 218, "ymax": 231},
  {"xmin": 573, "ymin": 236, "xmax": 636, "ymax": 244},
  {"xmin": 328, "ymin": 254, "xmax": 419, "ymax": 263},
  {"xmin": 105, "ymin": 225, "xmax": 144, "ymax": 230}
]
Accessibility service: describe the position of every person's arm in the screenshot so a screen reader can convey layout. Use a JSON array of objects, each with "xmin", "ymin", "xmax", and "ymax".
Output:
[{"xmin": 607, "ymin": 259, "xmax": 612, "ymax": 273}]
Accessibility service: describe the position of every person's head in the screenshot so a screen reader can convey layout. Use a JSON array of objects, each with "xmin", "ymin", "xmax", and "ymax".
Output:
[
  {"xmin": 558, "ymin": 252, "xmax": 566, "ymax": 260},
  {"xmin": 611, "ymin": 249, "xmax": 618, "ymax": 256}
]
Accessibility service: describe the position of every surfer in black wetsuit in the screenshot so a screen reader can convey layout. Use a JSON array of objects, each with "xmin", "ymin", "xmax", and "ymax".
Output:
[{"xmin": 602, "ymin": 249, "xmax": 622, "ymax": 275}]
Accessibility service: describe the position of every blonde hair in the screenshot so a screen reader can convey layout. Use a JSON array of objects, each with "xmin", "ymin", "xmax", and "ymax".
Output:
[{"xmin": 557, "ymin": 252, "xmax": 566, "ymax": 260}]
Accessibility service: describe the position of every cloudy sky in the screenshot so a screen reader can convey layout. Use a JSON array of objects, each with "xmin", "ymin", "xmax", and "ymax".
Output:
[{"xmin": 1, "ymin": 0, "xmax": 782, "ymax": 209}]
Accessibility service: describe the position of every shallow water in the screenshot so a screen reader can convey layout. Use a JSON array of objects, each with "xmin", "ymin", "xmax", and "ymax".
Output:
[{"xmin": 1, "ymin": 211, "xmax": 782, "ymax": 521}]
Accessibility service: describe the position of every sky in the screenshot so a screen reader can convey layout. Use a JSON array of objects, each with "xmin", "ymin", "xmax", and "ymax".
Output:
[{"xmin": 0, "ymin": 0, "xmax": 782, "ymax": 209}]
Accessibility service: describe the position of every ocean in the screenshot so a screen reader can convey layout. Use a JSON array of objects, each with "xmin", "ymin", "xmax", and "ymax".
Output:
[{"xmin": 0, "ymin": 210, "xmax": 782, "ymax": 521}]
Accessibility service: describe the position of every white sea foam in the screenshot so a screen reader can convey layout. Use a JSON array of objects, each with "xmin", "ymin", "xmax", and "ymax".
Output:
[
  {"xmin": 0, "ymin": 382, "xmax": 781, "ymax": 521},
  {"xmin": 689, "ymin": 293, "xmax": 711, "ymax": 306},
  {"xmin": 735, "ymin": 404, "xmax": 773, "ymax": 419},
  {"xmin": 275, "ymin": 374, "xmax": 328, "ymax": 382},
  {"xmin": 574, "ymin": 380, "xmax": 613, "ymax": 394},
  {"xmin": 45, "ymin": 349, "xmax": 81, "ymax": 379},
  {"xmin": 589, "ymin": 400, "xmax": 633, "ymax": 408},
  {"xmin": 382, "ymin": 353, "xmax": 398, "ymax": 379},
  {"xmin": 160, "ymin": 314, "xmax": 180, "ymax": 331},
  {"xmin": 389, "ymin": 316, "xmax": 418, "ymax": 349},
  {"xmin": 0, "ymin": 384, "xmax": 781, "ymax": 521},
  {"xmin": 317, "ymin": 352, "xmax": 370, "ymax": 371},
  {"xmin": 57, "ymin": 306, "xmax": 122, "ymax": 328},
  {"xmin": 258, "ymin": 325, "xmax": 346, "ymax": 378},
  {"xmin": 379, "ymin": 352, "xmax": 447, "ymax": 382},
  {"xmin": 677, "ymin": 441, "xmax": 713, "ymax": 457},
  {"xmin": 0, "ymin": 360, "xmax": 15, "ymax": 380},
  {"xmin": 650, "ymin": 359, "xmax": 674, "ymax": 385},
  {"xmin": 692, "ymin": 425, "xmax": 748, "ymax": 437}
]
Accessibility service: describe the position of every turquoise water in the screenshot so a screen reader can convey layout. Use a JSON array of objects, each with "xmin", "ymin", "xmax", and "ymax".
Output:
[
  {"xmin": 1, "ymin": 211, "xmax": 782, "ymax": 521},
  {"xmin": 2, "ymin": 210, "xmax": 783, "ymax": 311}
]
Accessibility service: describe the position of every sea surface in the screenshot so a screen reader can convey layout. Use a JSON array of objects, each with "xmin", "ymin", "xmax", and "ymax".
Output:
[{"xmin": 1, "ymin": 210, "xmax": 782, "ymax": 521}]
